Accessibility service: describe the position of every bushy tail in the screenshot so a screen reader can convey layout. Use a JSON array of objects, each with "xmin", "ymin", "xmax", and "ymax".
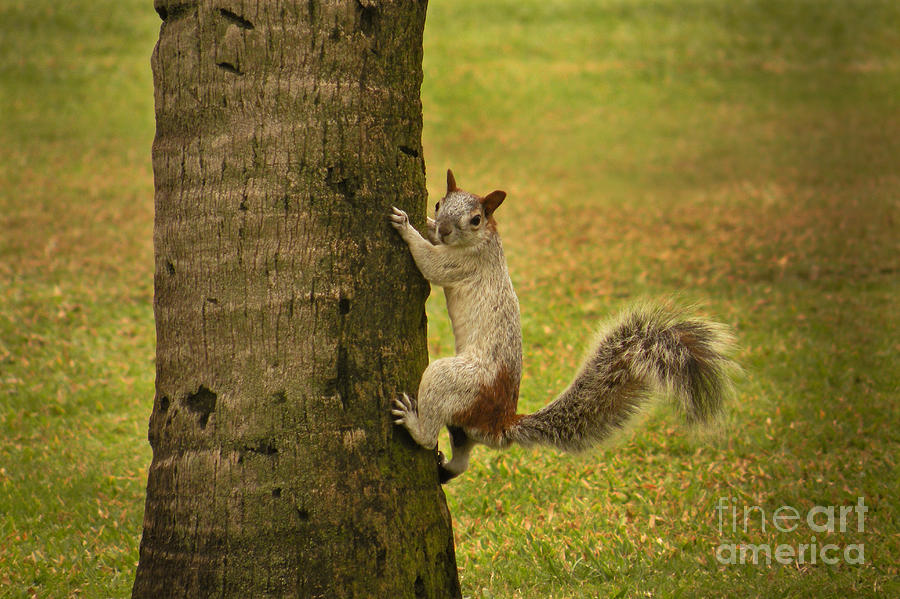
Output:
[{"xmin": 505, "ymin": 303, "xmax": 736, "ymax": 451}]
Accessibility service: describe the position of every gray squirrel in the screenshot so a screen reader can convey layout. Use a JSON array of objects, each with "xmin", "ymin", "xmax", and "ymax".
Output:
[{"xmin": 390, "ymin": 170, "xmax": 736, "ymax": 482}]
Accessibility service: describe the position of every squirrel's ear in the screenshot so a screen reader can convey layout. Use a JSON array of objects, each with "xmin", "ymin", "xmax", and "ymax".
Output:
[
  {"xmin": 481, "ymin": 190, "xmax": 506, "ymax": 218},
  {"xmin": 447, "ymin": 169, "xmax": 458, "ymax": 193}
]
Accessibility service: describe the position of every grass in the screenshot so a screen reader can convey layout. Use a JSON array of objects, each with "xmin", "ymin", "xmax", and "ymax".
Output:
[
  {"xmin": 0, "ymin": 1, "xmax": 156, "ymax": 596},
  {"xmin": 1, "ymin": 0, "xmax": 898, "ymax": 597}
]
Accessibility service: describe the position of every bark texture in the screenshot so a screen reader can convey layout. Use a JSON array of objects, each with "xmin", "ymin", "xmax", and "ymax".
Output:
[{"xmin": 133, "ymin": 1, "xmax": 460, "ymax": 597}]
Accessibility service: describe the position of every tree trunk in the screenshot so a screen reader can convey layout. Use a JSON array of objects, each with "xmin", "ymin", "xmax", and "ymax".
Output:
[{"xmin": 133, "ymin": 1, "xmax": 460, "ymax": 597}]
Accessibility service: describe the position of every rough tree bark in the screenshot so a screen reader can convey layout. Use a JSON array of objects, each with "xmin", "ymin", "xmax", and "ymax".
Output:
[{"xmin": 133, "ymin": 1, "xmax": 461, "ymax": 597}]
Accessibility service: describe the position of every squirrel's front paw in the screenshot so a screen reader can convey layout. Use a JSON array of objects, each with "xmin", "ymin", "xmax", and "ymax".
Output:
[{"xmin": 389, "ymin": 206, "xmax": 410, "ymax": 233}]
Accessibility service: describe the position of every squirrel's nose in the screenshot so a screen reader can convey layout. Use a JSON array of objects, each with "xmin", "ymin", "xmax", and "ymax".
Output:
[{"xmin": 438, "ymin": 223, "xmax": 452, "ymax": 238}]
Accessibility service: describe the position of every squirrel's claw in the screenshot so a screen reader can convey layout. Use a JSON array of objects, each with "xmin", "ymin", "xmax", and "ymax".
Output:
[
  {"xmin": 389, "ymin": 206, "xmax": 409, "ymax": 231},
  {"xmin": 391, "ymin": 393, "xmax": 416, "ymax": 426}
]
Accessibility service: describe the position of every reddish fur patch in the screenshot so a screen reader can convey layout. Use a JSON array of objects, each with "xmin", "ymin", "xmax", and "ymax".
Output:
[
  {"xmin": 479, "ymin": 190, "xmax": 505, "ymax": 232},
  {"xmin": 480, "ymin": 190, "xmax": 506, "ymax": 217},
  {"xmin": 451, "ymin": 365, "xmax": 521, "ymax": 439}
]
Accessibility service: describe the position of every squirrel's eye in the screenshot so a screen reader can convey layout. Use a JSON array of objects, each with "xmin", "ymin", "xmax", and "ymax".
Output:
[
  {"xmin": 470, "ymin": 215, "xmax": 481, "ymax": 227},
  {"xmin": 435, "ymin": 202, "xmax": 440, "ymax": 213}
]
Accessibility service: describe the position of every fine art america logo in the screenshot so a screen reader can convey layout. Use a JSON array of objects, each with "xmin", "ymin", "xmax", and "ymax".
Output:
[{"xmin": 714, "ymin": 497, "xmax": 867, "ymax": 565}]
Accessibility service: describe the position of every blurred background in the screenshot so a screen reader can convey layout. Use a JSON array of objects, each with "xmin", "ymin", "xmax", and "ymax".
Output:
[{"xmin": 1, "ymin": 1, "xmax": 897, "ymax": 597}]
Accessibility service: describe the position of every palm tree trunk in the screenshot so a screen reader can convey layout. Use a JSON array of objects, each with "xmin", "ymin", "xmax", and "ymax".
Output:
[{"xmin": 133, "ymin": 1, "xmax": 460, "ymax": 597}]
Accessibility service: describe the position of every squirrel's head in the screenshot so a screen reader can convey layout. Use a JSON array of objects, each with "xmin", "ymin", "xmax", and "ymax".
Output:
[{"xmin": 433, "ymin": 169, "xmax": 506, "ymax": 246}]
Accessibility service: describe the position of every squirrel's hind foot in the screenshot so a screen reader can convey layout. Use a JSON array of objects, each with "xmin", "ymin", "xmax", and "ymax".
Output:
[{"xmin": 392, "ymin": 393, "xmax": 436, "ymax": 449}]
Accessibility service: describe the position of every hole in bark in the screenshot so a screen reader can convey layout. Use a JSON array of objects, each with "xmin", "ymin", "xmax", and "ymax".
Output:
[
  {"xmin": 325, "ymin": 167, "xmax": 357, "ymax": 200},
  {"xmin": 165, "ymin": 260, "xmax": 175, "ymax": 276},
  {"xmin": 246, "ymin": 440, "xmax": 278, "ymax": 456},
  {"xmin": 272, "ymin": 487, "xmax": 282, "ymax": 498},
  {"xmin": 358, "ymin": 4, "xmax": 377, "ymax": 36},
  {"xmin": 239, "ymin": 197, "xmax": 248, "ymax": 211},
  {"xmin": 159, "ymin": 395, "xmax": 170, "ymax": 412},
  {"xmin": 218, "ymin": 8, "xmax": 254, "ymax": 29},
  {"xmin": 272, "ymin": 390, "xmax": 287, "ymax": 404},
  {"xmin": 296, "ymin": 507, "xmax": 310, "ymax": 522},
  {"xmin": 184, "ymin": 385, "xmax": 216, "ymax": 429},
  {"xmin": 398, "ymin": 145, "xmax": 419, "ymax": 158},
  {"xmin": 414, "ymin": 575, "xmax": 425, "ymax": 599},
  {"xmin": 216, "ymin": 61, "xmax": 244, "ymax": 76},
  {"xmin": 338, "ymin": 296, "xmax": 350, "ymax": 315},
  {"xmin": 155, "ymin": 3, "xmax": 191, "ymax": 22}
]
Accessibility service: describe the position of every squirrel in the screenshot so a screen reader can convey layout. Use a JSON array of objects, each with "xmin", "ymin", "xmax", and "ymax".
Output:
[{"xmin": 389, "ymin": 170, "xmax": 736, "ymax": 482}]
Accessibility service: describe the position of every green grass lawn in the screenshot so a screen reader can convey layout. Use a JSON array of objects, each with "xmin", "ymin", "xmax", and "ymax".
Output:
[{"xmin": 1, "ymin": 0, "xmax": 898, "ymax": 597}]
